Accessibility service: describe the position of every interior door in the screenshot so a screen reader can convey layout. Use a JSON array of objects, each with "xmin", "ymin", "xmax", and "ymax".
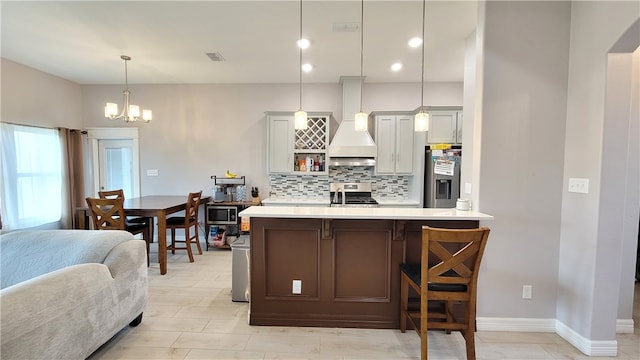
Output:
[
  {"xmin": 98, "ymin": 139, "xmax": 135, "ymax": 198},
  {"xmin": 86, "ymin": 127, "xmax": 140, "ymax": 198}
]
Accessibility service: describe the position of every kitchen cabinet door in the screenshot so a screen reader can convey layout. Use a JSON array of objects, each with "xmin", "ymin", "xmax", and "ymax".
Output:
[
  {"xmin": 394, "ymin": 115, "xmax": 414, "ymax": 173},
  {"xmin": 267, "ymin": 114, "xmax": 294, "ymax": 173},
  {"xmin": 375, "ymin": 116, "xmax": 396, "ymax": 174},
  {"xmin": 374, "ymin": 114, "xmax": 414, "ymax": 175},
  {"xmin": 427, "ymin": 111, "xmax": 458, "ymax": 144}
]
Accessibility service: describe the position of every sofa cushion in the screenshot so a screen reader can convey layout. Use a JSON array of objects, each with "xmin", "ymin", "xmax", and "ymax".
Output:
[{"xmin": 0, "ymin": 229, "xmax": 134, "ymax": 289}]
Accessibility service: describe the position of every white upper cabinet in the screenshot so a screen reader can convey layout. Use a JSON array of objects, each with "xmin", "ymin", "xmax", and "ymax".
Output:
[
  {"xmin": 374, "ymin": 114, "xmax": 414, "ymax": 175},
  {"xmin": 266, "ymin": 112, "xmax": 332, "ymax": 175},
  {"xmin": 267, "ymin": 113, "xmax": 294, "ymax": 173},
  {"xmin": 427, "ymin": 110, "xmax": 463, "ymax": 144}
]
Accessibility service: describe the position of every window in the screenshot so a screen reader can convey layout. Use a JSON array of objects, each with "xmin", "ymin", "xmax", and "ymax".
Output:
[{"xmin": 1, "ymin": 123, "xmax": 63, "ymax": 229}]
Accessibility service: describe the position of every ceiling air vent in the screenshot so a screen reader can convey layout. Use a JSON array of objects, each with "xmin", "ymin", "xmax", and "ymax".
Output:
[
  {"xmin": 206, "ymin": 52, "xmax": 225, "ymax": 62},
  {"xmin": 332, "ymin": 22, "xmax": 360, "ymax": 33}
]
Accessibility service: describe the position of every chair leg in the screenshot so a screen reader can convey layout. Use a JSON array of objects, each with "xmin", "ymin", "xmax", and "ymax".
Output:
[
  {"xmin": 170, "ymin": 228, "xmax": 176, "ymax": 254},
  {"xmin": 421, "ymin": 294, "xmax": 428, "ymax": 360},
  {"xmin": 400, "ymin": 275, "xmax": 408, "ymax": 333},
  {"xmin": 142, "ymin": 228, "xmax": 151, "ymax": 267},
  {"xmin": 193, "ymin": 224, "xmax": 203, "ymax": 255},
  {"xmin": 147, "ymin": 217, "xmax": 154, "ymax": 243},
  {"xmin": 445, "ymin": 301, "xmax": 453, "ymax": 334},
  {"xmin": 464, "ymin": 303, "xmax": 477, "ymax": 360},
  {"xmin": 185, "ymin": 227, "xmax": 195, "ymax": 263}
]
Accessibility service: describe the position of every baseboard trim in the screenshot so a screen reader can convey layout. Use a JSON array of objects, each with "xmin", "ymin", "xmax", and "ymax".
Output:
[
  {"xmin": 556, "ymin": 320, "xmax": 618, "ymax": 356},
  {"xmin": 476, "ymin": 317, "xmax": 556, "ymax": 332},
  {"xmin": 616, "ymin": 318, "xmax": 635, "ymax": 333},
  {"xmin": 477, "ymin": 317, "xmax": 620, "ymax": 357}
]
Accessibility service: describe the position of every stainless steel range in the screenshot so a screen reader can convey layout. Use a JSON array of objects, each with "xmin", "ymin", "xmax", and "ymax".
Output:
[{"xmin": 329, "ymin": 182, "xmax": 379, "ymax": 208}]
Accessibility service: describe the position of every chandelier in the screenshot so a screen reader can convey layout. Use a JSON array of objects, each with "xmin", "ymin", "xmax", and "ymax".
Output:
[{"xmin": 104, "ymin": 55, "xmax": 152, "ymax": 123}]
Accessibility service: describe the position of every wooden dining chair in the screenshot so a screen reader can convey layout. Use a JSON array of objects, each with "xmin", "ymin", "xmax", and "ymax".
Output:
[
  {"xmin": 98, "ymin": 189, "xmax": 154, "ymax": 242},
  {"xmin": 400, "ymin": 226, "xmax": 490, "ymax": 360},
  {"xmin": 85, "ymin": 196, "xmax": 151, "ymax": 266},
  {"xmin": 166, "ymin": 191, "xmax": 203, "ymax": 262}
]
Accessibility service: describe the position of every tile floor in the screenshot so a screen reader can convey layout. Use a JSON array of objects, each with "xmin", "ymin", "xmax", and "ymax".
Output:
[{"xmin": 88, "ymin": 243, "xmax": 640, "ymax": 360}]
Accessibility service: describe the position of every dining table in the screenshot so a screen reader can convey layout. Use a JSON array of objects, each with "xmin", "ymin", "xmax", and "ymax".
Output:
[{"xmin": 77, "ymin": 195, "xmax": 210, "ymax": 275}]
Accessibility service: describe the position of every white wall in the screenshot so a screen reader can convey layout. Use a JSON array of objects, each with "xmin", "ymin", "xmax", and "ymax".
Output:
[
  {"xmin": 477, "ymin": 1, "xmax": 570, "ymax": 321},
  {"xmin": 559, "ymin": 1, "xmax": 639, "ymax": 344},
  {"xmin": 1, "ymin": 59, "xmax": 83, "ymax": 129},
  {"xmin": 79, "ymin": 82, "xmax": 462, "ymax": 199}
]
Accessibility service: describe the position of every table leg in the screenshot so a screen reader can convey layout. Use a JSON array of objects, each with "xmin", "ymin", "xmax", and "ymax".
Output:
[
  {"xmin": 157, "ymin": 212, "xmax": 167, "ymax": 275},
  {"xmin": 76, "ymin": 209, "xmax": 89, "ymax": 230}
]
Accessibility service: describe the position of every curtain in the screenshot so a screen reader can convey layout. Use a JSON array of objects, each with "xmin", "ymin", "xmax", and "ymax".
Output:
[
  {"xmin": 1, "ymin": 123, "xmax": 62, "ymax": 230},
  {"xmin": 59, "ymin": 128, "xmax": 86, "ymax": 229}
]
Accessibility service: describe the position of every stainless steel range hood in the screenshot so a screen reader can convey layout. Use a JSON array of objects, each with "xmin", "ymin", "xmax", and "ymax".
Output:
[{"xmin": 328, "ymin": 77, "xmax": 377, "ymax": 166}]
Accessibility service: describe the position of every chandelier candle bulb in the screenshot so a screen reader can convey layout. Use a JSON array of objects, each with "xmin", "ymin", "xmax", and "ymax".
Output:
[{"xmin": 105, "ymin": 103, "xmax": 118, "ymax": 117}]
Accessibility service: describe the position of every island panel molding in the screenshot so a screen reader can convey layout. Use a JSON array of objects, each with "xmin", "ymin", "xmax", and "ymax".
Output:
[{"xmin": 243, "ymin": 206, "xmax": 491, "ymax": 329}]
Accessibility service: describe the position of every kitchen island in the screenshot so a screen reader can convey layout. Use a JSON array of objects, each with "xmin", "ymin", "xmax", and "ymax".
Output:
[{"xmin": 238, "ymin": 206, "xmax": 493, "ymax": 329}]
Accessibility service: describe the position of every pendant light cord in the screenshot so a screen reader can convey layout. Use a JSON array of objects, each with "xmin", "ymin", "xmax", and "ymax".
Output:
[
  {"xmin": 359, "ymin": 0, "xmax": 364, "ymax": 113},
  {"xmin": 420, "ymin": 0, "xmax": 425, "ymax": 111},
  {"xmin": 299, "ymin": 0, "xmax": 303, "ymax": 110}
]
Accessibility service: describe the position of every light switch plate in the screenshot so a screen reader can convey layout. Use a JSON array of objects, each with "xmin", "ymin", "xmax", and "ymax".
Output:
[
  {"xmin": 464, "ymin": 182, "xmax": 472, "ymax": 194},
  {"xmin": 568, "ymin": 178, "xmax": 589, "ymax": 194},
  {"xmin": 146, "ymin": 169, "xmax": 159, "ymax": 177}
]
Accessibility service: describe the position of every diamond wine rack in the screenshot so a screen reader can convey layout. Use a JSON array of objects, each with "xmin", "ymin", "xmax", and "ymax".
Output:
[{"xmin": 295, "ymin": 116, "xmax": 327, "ymax": 151}]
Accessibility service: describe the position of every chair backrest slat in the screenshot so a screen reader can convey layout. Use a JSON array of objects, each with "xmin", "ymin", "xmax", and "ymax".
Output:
[
  {"xmin": 185, "ymin": 191, "xmax": 203, "ymax": 224},
  {"xmin": 86, "ymin": 197, "xmax": 126, "ymax": 230},
  {"xmin": 422, "ymin": 226, "xmax": 490, "ymax": 290},
  {"xmin": 98, "ymin": 189, "xmax": 125, "ymax": 200}
]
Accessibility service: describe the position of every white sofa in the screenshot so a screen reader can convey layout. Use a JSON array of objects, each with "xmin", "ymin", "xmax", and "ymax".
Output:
[{"xmin": 0, "ymin": 229, "xmax": 148, "ymax": 360}]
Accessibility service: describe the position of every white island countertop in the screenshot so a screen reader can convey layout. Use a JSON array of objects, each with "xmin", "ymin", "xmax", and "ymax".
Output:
[{"xmin": 239, "ymin": 206, "xmax": 493, "ymax": 221}]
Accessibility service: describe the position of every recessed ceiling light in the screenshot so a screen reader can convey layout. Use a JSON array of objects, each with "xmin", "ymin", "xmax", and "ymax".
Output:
[
  {"xmin": 408, "ymin": 37, "xmax": 423, "ymax": 48},
  {"xmin": 205, "ymin": 52, "xmax": 225, "ymax": 62},
  {"xmin": 391, "ymin": 63, "xmax": 403, "ymax": 72},
  {"xmin": 297, "ymin": 38, "xmax": 310, "ymax": 49},
  {"xmin": 302, "ymin": 63, "xmax": 313, "ymax": 72}
]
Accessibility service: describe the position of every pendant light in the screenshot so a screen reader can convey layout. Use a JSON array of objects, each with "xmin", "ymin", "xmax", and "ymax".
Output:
[
  {"xmin": 354, "ymin": 0, "xmax": 368, "ymax": 132},
  {"xmin": 294, "ymin": 0, "xmax": 308, "ymax": 130},
  {"xmin": 104, "ymin": 55, "xmax": 152, "ymax": 123},
  {"xmin": 414, "ymin": 0, "xmax": 429, "ymax": 132}
]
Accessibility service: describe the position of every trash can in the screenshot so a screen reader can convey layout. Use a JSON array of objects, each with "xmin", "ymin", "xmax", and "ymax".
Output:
[{"xmin": 231, "ymin": 235, "xmax": 250, "ymax": 302}]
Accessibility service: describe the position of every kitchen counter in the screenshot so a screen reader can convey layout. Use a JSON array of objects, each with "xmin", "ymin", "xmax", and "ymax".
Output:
[
  {"xmin": 239, "ymin": 205, "xmax": 492, "ymax": 221},
  {"xmin": 242, "ymin": 206, "xmax": 492, "ymax": 329}
]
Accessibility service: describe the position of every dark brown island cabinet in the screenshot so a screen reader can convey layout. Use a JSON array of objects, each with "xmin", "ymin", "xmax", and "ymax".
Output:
[{"xmin": 239, "ymin": 206, "xmax": 493, "ymax": 329}]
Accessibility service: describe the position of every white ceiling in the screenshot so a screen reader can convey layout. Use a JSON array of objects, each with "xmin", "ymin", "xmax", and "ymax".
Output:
[{"xmin": 0, "ymin": 1, "xmax": 477, "ymax": 85}]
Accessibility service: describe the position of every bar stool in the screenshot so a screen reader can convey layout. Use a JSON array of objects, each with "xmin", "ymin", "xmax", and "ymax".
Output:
[{"xmin": 400, "ymin": 226, "xmax": 490, "ymax": 360}]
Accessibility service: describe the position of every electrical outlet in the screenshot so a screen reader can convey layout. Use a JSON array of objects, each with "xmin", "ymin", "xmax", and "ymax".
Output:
[
  {"xmin": 146, "ymin": 169, "xmax": 159, "ymax": 176},
  {"xmin": 568, "ymin": 178, "xmax": 589, "ymax": 194},
  {"xmin": 522, "ymin": 285, "xmax": 532, "ymax": 299},
  {"xmin": 298, "ymin": 183, "xmax": 304, "ymax": 192},
  {"xmin": 292, "ymin": 280, "xmax": 302, "ymax": 294}
]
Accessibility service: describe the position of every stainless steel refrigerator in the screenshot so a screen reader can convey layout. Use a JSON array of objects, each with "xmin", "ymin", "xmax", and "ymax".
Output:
[{"xmin": 424, "ymin": 146, "xmax": 462, "ymax": 208}]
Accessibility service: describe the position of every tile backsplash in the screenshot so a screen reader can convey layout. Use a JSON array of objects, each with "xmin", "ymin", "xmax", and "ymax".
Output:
[{"xmin": 269, "ymin": 166, "xmax": 409, "ymax": 199}]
